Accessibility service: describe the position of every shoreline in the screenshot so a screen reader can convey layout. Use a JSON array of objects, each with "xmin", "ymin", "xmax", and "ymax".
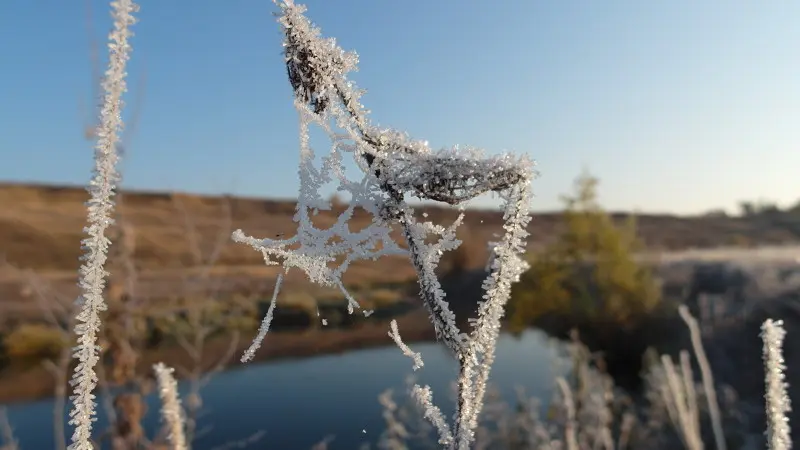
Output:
[{"xmin": 0, "ymin": 309, "xmax": 436, "ymax": 405}]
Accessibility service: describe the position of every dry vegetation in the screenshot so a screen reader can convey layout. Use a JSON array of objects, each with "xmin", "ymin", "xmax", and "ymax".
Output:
[
  {"xmin": 0, "ymin": 0, "xmax": 795, "ymax": 446},
  {"xmin": 1, "ymin": 182, "xmax": 798, "ymax": 273},
  {"xmin": 1, "ymin": 181, "xmax": 798, "ymax": 321}
]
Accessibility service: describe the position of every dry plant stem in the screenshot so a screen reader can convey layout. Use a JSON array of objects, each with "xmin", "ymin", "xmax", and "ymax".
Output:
[
  {"xmin": 229, "ymin": 3, "xmax": 534, "ymax": 449},
  {"xmin": 679, "ymin": 305, "xmax": 726, "ymax": 450},
  {"xmin": 153, "ymin": 364, "xmax": 188, "ymax": 450},
  {"xmin": 555, "ymin": 378, "xmax": 579, "ymax": 450},
  {"xmin": 461, "ymin": 185, "xmax": 530, "ymax": 433},
  {"xmin": 6, "ymin": 238, "xmax": 123, "ymax": 449},
  {"xmin": 388, "ymin": 320, "xmax": 424, "ymax": 371},
  {"xmin": 761, "ymin": 319, "xmax": 792, "ymax": 450},
  {"xmin": 241, "ymin": 273, "xmax": 283, "ymax": 362},
  {"xmin": 660, "ymin": 354, "xmax": 702, "ymax": 450},
  {"xmin": 68, "ymin": 1, "xmax": 138, "ymax": 448},
  {"xmin": 333, "ymin": 113, "xmax": 530, "ymax": 449},
  {"xmin": 397, "ymin": 207, "xmax": 465, "ymax": 355}
]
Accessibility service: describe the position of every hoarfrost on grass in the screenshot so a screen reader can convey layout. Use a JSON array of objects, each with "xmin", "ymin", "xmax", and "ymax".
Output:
[
  {"xmin": 59, "ymin": 1, "xmax": 795, "ymax": 449},
  {"xmin": 67, "ymin": 1, "xmax": 139, "ymax": 449},
  {"xmin": 232, "ymin": 2, "xmax": 534, "ymax": 448},
  {"xmin": 762, "ymin": 319, "xmax": 792, "ymax": 450}
]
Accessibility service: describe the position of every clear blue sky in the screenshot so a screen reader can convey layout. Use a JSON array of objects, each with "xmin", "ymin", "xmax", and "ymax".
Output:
[{"xmin": 1, "ymin": 1, "xmax": 798, "ymax": 214}]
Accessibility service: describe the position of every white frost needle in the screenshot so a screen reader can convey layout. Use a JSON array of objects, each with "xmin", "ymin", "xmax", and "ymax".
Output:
[
  {"xmin": 762, "ymin": 319, "xmax": 792, "ymax": 450},
  {"xmin": 232, "ymin": 3, "xmax": 534, "ymax": 448},
  {"xmin": 388, "ymin": 320, "xmax": 424, "ymax": 371},
  {"xmin": 153, "ymin": 363, "xmax": 188, "ymax": 450},
  {"xmin": 241, "ymin": 273, "xmax": 283, "ymax": 363},
  {"xmin": 68, "ymin": 1, "xmax": 138, "ymax": 449}
]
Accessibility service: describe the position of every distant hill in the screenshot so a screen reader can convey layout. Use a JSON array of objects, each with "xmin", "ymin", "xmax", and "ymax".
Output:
[{"xmin": 0, "ymin": 182, "xmax": 798, "ymax": 273}]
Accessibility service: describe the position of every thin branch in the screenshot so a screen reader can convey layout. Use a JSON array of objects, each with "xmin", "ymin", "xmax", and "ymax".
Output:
[{"xmin": 388, "ymin": 320, "xmax": 424, "ymax": 371}]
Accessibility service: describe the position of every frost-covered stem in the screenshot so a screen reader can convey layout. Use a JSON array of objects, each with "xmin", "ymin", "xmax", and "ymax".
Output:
[
  {"xmin": 68, "ymin": 1, "xmax": 138, "ymax": 449},
  {"xmin": 396, "ymin": 181, "xmax": 530, "ymax": 450},
  {"xmin": 153, "ymin": 363, "xmax": 188, "ymax": 450},
  {"xmin": 411, "ymin": 385, "xmax": 454, "ymax": 446},
  {"xmin": 431, "ymin": 183, "xmax": 531, "ymax": 450},
  {"xmin": 556, "ymin": 378, "xmax": 579, "ymax": 450},
  {"xmin": 396, "ymin": 208, "xmax": 465, "ymax": 354},
  {"xmin": 267, "ymin": 3, "xmax": 533, "ymax": 448},
  {"xmin": 388, "ymin": 320, "xmax": 424, "ymax": 371},
  {"xmin": 461, "ymin": 184, "xmax": 531, "ymax": 434},
  {"xmin": 241, "ymin": 273, "xmax": 283, "ymax": 363},
  {"xmin": 397, "ymin": 207, "xmax": 475, "ymax": 448},
  {"xmin": 761, "ymin": 319, "xmax": 792, "ymax": 450},
  {"xmin": 678, "ymin": 305, "xmax": 726, "ymax": 450},
  {"xmin": 661, "ymin": 354, "xmax": 702, "ymax": 450}
]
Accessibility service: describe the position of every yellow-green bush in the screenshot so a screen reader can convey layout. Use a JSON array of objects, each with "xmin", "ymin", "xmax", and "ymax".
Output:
[
  {"xmin": 510, "ymin": 171, "xmax": 661, "ymax": 329},
  {"xmin": 4, "ymin": 323, "xmax": 70, "ymax": 361}
]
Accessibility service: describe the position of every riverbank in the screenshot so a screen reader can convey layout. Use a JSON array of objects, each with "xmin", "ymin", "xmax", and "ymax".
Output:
[{"xmin": 0, "ymin": 309, "xmax": 436, "ymax": 404}]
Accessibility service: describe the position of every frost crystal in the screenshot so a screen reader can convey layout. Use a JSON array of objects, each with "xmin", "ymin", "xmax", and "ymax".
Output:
[
  {"xmin": 762, "ymin": 319, "xmax": 792, "ymax": 450},
  {"xmin": 234, "ymin": 3, "xmax": 535, "ymax": 448},
  {"xmin": 388, "ymin": 320, "xmax": 424, "ymax": 371},
  {"xmin": 68, "ymin": 1, "xmax": 138, "ymax": 449},
  {"xmin": 153, "ymin": 363, "xmax": 188, "ymax": 450}
]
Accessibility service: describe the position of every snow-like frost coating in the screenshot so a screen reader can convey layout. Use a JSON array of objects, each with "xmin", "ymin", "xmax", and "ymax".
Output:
[{"xmin": 231, "ymin": 2, "xmax": 535, "ymax": 448}]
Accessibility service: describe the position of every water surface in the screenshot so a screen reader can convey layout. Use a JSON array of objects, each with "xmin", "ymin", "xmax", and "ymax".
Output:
[{"xmin": 3, "ymin": 329, "xmax": 568, "ymax": 449}]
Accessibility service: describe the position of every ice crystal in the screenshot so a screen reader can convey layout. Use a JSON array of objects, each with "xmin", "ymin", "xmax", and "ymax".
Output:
[
  {"xmin": 68, "ymin": 1, "xmax": 138, "ymax": 448},
  {"xmin": 762, "ymin": 319, "xmax": 792, "ymax": 450},
  {"xmin": 233, "ymin": 2, "xmax": 535, "ymax": 448},
  {"xmin": 153, "ymin": 363, "xmax": 188, "ymax": 450}
]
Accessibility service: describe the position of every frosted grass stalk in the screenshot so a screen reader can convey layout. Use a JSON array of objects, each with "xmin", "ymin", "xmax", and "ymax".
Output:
[
  {"xmin": 388, "ymin": 320, "xmax": 424, "ymax": 371},
  {"xmin": 679, "ymin": 305, "xmax": 726, "ymax": 450},
  {"xmin": 231, "ymin": 3, "xmax": 535, "ymax": 449},
  {"xmin": 241, "ymin": 274, "xmax": 283, "ymax": 363},
  {"xmin": 67, "ymin": 1, "xmax": 138, "ymax": 449},
  {"xmin": 762, "ymin": 319, "xmax": 792, "ymax": 450},
  {"xmin": 153, "ymin": 363, "xmax": 188, "ymax": 450}
]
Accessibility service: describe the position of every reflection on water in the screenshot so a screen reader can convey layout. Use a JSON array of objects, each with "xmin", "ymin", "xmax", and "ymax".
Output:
[{"xmin": 2, "ymin": 329, "xmax": 569, "ymax": 450}]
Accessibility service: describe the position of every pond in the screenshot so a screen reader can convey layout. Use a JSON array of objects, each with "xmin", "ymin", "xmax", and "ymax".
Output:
[{"xmin": 2, "ymin": 329, "xmax": 570, "ymax": 450}]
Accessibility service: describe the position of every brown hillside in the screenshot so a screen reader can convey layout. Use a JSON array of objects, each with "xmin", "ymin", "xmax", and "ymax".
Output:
[
  {"xmin": 0, "ymin": 182, "xmax": 797, "ymax": 274},
  {"xmin": 0, "ymin": 182, "xmax": 798, "ymax": 324}
]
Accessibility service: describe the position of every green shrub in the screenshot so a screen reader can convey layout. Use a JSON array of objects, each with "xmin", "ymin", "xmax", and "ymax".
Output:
[
  {"xmin": 510, "ymin": 171, "xmax": 661, "ymax": 329},
  {"xmin": 3, "ymin": 323, "xmax": 69, "ymax": 361}
]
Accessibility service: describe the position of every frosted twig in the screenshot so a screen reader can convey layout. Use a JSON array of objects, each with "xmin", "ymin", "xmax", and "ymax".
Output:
[
  {"xmin": 153, "ymin": 363, "xmax": 188, "ymax": 450},
  {"xmin": 660, "ymin": 353, "xmax": 703, "ymax": 450},
  {"xmin": 555, "ymin": 378, "xmax": 578, "ymax": 450},
  {"xmin": 388, "ymin": 320, "xmax": 424, "ymax": 371},
  {"xmin": 679, "ymin": 305, "xmax": 726, "ymax": 450},
  {"xmin": 411, "ymin": 385, "xmax": 454, "ymax": 446},
  {"xmin": 761, "ymin": 319, "xmax": 792, "ymax": 450},
  {"xmin": 234, "ymin": 3, "xmax": 535, "ymax": 449},
  {"xmin": 68, "ymin": 1, "xmax": 138, "ymax": 449},
  {"xmin": 241, "ymin": 273, "xmax": 283, "ymax": 363}
]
